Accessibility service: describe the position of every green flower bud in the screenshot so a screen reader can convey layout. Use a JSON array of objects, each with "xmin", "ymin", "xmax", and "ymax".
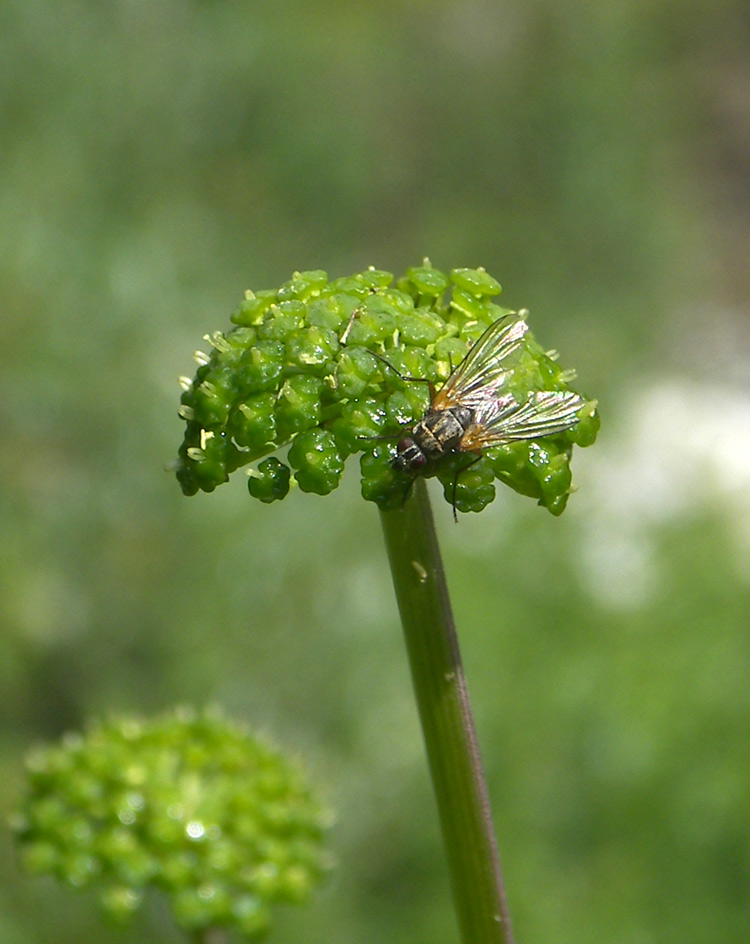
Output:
[
  {"xmin": 356, "ymin": 267, "xmax": 393, "ymax": 291},
  {"xmin": 188, "ymin": 366, "xmax": 236, "ymax": 428},
  {"xmin": 437, "ymin": 457, "xmax": 496, "ymax": 514},
  {"xmin": 487, "ymin": 442, "xmax": 545, "ymax": 500},
  {"xmin": 330, "ymin": 397, "xmax": 388, "ymax": 457},
  {"xmin": 248, "ymin": 457, "xmax": 291, "ymax": 503},
  {"xmin": 334, "ymin": 346, "xmax": 380, "ymax": 399},
  {"xmin": 399, "ymin": 262, "xmax": 450, "ymax": 299},
  {"xmin": 176, "ymin": 426, "xmax": 238, "ymax": 494},
  {"xmin": 175, "ymin": 263, "xmax": 598, "ymax": 515},
  {"xmin": 231, "ymin": 393, "xmax": 277, "ymax": 455},
  {"xmin": 341, "ymin": 304, "xmax": 395, "ymax": 347},
  {"xmin": 276, "ymin": 269, "xmax": 329, "ymax": 302},
  {"xmin": 327, "ymin": 275, "xmax": 372, "ymax": 297},
  {"xmin": 230, "ymin": 290, "xmax": 277, "ymax": 327},
  {"xmin": 257, "ymin": 306, "xmax": 304, "ymax": 342},
  {"xmin": 447, "ymin": 287, "xmax": 481, "ymax": 320},
  {"xmin": 450, "ymin": 266, "xmax": 503, "ymax": 297},
  {"xmin": 360, "ymin": 444, "xmax": 403, "ymax": 511},
  {"xmin": 434, "ymin": 335, "xmax": 468, "ymax": 374},
  {"xmin": 568, "ymin": 401, "xmax": 600, "ymax": 446},
  {"xmin": 286, "ymin": 325, "xmax": 339, "ymax": 372},
  {"xmin": 288, "ymin": 429, "xmax": 344, "ymax": 495},
  {"xmin": 306, "ymin": 295, "xmax": 347, "ymax": 333},
  {"xmin": 237, "ymin": 341, "xmax": 286, "ymax": 395},
  {"xmin": 396, "ymin": 309, "xmax": 446, "ymax": 346},
  {"xmin": 385, "ymin": 389, "xmax": 424, "ymax": 428},
  {"xmin": 98, "ymin": 885, "xmax": 143, "ymax": 923},
  {"xmin": 234, "ymin": 895, "xmax": 272, "ymax": 937},
  {"xmin": 538, "ymin": 449, "xmax": 573, "ymax": 501},
  {"xmin": 275, "ymin": 374, "xmax": 323, "ymax": 442},
  {"xmin": 383, "ymin": 345, "xmax": 438, "ymax": 387},
  {"xmin": 13, "ymin": 709, "xmax": 330, "ymax": 941}
]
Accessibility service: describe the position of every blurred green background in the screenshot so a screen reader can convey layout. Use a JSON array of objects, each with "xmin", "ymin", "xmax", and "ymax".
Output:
[{"xmin": 2, "ymin": 2, "xmax": 749, "ymax": 942}]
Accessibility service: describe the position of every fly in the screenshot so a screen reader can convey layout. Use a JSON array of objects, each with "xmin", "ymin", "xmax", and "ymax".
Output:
[{"xmin": 387, "ymin": 314, "xmax": 585, "ymax": 477}]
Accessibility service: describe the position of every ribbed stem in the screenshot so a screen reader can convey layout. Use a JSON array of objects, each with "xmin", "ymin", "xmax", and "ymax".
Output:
[{"xmin": 379, "ymin": 478, "xmax": 514, "ymax": 944}]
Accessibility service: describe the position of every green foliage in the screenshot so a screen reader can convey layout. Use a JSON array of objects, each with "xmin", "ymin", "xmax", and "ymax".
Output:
[
  {"xmin": 176, "ymin": 264, "xmax": 599, "ymax": 515},
  {"xmin": 11, "ymin": 708, "xmax": 331, "ymax": 942},
  {"xmin": 4, "ymin": 1, "xmax": 747, "ymax": 942}
]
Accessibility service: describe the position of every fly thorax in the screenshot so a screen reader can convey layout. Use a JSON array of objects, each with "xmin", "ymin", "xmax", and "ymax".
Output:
[{"xmin": 416, "ymin": 406, "xmax": 474, "ymax": 459}]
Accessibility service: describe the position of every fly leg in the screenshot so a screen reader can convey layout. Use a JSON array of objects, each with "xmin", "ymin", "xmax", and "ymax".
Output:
[{"xmin": 368, "ymin": 351, "xmax": 437, "ymax": 400}]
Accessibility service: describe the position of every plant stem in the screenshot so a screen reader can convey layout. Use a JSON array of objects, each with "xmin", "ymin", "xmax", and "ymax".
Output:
[
  {"xmin": 199, "ymin": 928, "xmax": 231, "ymax": 944},
  {"xmin": 379, "ymin": 478, "xmax": 515, "ymax": 944}
]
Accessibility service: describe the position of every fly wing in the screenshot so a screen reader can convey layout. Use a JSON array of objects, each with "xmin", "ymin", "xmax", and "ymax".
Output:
[
  {"xmin": 460, "ymin": 390, "xmax": 585, "ymax": 450},
  {"xmin": 432, "ymin": 315, "xmax": 528, "ymax": 410}
]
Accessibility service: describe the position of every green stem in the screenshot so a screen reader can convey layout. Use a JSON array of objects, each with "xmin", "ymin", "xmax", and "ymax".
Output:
[
  {"xmin": 198, "ymin": 928, "xmax": 230, "ymax": 944},
  {"xmin": 379, "ymin": 478, "xmax": 514, "ymax": 944}
]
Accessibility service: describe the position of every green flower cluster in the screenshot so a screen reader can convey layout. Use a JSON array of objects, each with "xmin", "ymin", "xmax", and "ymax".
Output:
[
  {"xmin": 11, "ymin": 708, "xmax": 331, "ymax": 941},
  {"xmin": 175, "ymin": 263, "xmax": 599, "ymax": 515}
]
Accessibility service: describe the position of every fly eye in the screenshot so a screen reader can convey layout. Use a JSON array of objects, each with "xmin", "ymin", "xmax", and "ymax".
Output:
[
  {"xmin": 397, "ymin": 437, "xmax": 413, "ymax": 453},
  {"xmin": 410, "ymin": 453, "xmax": 427, "ymax": 470}
]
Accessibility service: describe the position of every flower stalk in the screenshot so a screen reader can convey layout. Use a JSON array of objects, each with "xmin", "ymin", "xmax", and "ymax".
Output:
[
  {"xmin": 169, "ymin": 261, "xmax": 599, "ymax": 941},
  {"xmin": 380, "ymin": 478, "xmax": 514, "ymax": 944}
]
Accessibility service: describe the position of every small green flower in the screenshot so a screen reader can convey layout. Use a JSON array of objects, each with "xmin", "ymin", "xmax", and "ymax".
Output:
[
  {"xmin": 175, "ymin": 262, "xmax": 599, "ymax": 514},
  {"xmin": 11, "ymin": 708, "xmax": 331, "ymax": 941},
  {"xmin": 288, "ymin": 429, "xmax": 345, "ymax": 495},
  {"xmin": 248, "ymin": 457, "xmax": 291, "ymax": 503}
]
